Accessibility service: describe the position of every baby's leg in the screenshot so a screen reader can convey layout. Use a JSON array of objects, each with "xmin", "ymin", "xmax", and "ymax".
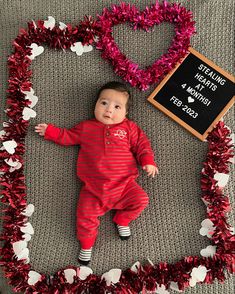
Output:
[
  {"xmin": 76, "ymin": 187, "xmax": 105, "ymax": 264},
  {"xmin": 113, "ymin": 180, "xmax": 149, "ymax": 227}
]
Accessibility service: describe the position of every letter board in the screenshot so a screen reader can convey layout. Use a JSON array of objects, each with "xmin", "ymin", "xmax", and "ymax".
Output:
[{"xmin": 147, "ymin": 47, "xmax": 234, "ymax": 141}]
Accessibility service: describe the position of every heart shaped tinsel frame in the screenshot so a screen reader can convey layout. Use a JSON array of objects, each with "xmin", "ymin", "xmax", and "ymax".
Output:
[
  {"xmin": 95, "ymin": 1, "xmax": 196, "ymax": 90},
  {"xmin": 0, "ymin": 1, "xmax": 234, "ymax": 293}
]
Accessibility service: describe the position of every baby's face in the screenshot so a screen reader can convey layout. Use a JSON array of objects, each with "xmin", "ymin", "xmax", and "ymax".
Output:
[{"xmin": 94, "ymin": 89, "xmax": 128, "ymax": 125}]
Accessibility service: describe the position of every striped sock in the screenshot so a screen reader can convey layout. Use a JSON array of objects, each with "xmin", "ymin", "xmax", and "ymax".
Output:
[
  {"xmin": 117, "ymin": 225, "xmax": 131, "ymax": 240},
  {"xmin": 78, "ymin": 248, "xmax": 92, "ymax": 265}
]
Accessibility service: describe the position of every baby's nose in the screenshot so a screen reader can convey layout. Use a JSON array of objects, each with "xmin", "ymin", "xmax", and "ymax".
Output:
[{"xmin": 106, "ymin": 107, "xmax": 113, "ymax": 113}]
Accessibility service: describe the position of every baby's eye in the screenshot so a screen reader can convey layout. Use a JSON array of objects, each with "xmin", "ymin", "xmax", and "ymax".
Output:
[
  {"xmin": 101, "ymin": 101, "xmax": 107, "ymax": 105},
  {"xmin": 115, "ymin": 105, "xmax": 121, "ymax": 109}
]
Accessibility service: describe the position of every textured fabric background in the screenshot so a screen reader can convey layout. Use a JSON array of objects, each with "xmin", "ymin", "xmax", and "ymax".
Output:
[{"xmin": 0, "ymin": 0, "xmax": 234, "ymax": 293}]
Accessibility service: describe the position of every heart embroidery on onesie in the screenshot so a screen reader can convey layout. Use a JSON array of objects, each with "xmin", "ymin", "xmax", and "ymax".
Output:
[{"xmin": 114, "ymin": 129, "xmax": 127, "ymax": 139}]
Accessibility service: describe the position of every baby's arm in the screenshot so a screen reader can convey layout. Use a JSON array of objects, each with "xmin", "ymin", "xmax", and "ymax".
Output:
[
  {"xmin": 130, "ymin": 121, "xmax": 158, "ymax": 177},
  {"xmin": 35, "ymin": 122, "xmax": 83, "ymax": 145}
]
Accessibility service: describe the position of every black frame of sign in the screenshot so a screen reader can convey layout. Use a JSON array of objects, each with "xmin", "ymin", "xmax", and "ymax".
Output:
[{"xmin": 147, "ymin": 47, "xmax": 235, "ymax": 141}]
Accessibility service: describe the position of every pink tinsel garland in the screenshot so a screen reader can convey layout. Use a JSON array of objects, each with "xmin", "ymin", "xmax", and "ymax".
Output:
[{"xmin": 95, "ymin": 1, "xmax": 196, "ymax": 90}]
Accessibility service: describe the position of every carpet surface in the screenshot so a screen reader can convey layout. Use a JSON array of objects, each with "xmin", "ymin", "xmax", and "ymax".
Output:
[{"xmin": 0, "ymin": 0, "xmax": 234, "ymax": 293}]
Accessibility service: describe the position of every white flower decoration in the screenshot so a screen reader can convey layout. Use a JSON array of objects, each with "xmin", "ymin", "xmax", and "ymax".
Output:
[
  {"xmin": 78, "ymin": 266, "xmax": 93, "ymax": 280},
  {"xmin": 22, "ymin": 107, "xmax": 37, "ymax": 120},
  {"xmin": 13, "ymin": 240, "xmax": 27, "ymax": 255},
  {"xmin": 20, "ymin": 222, "xmax": 34, "ymax": 235},
  {"xmin": 9, "ymin": 161, "xmax": 22, "ymax": 173},
  {"xmin": 189, "ymin": 265, "xmax": 208, "ymax": 287},
  {"xmin": 28, "ymin": 43, "xmax": 44, "ymax": 60},
  {"xmin": 12, "ymin": 206, "xmax": 35, "ymax": 264},
  {"xmin": 199, "ymin": 219, "xmax": 215, "ymax": 238},
  {"xmin": 101, "ymin": 269, "xmax": 122, "ymax": 286},
  {"xmin": 22, "ymin": 204, "xmax": 35, "ymax": 217},
  {"xmin": 4, "ymin": 158, "xmax": 22, "ymax": 173},
  {"xmin": 44, "ymin": 16, "xmax": 55, "ymax": 30},
  {"xmin": 200, "ymin": 245, "xmax": 217, "ymax": 257},
  {"xmin": 64, "ymin": 269, "xmax": 77, "ymax": 284},
  {"xmin": 70, "ymin": 42, "xmax": 93, "ymax": 56},
  {"xmin": 3, "ymin": 122, "xmax": 10, "ymax": 127},
  {"xmin": 214, "ymin": 172, "xmax": 229, "ymax": 188},
  {"xmin": 130, "ymin": 261, "xmax": 141, "ymax": 273},
  {"xmin": 4, "ymin": 158, "xmax": 19, "ymax": 167},
  {"xmin": 23, "ymin": 233, "xmax": 32, "ymax": 242},
  {"xmin": 3, "ymin": 139, "xmax": 17, "ymax": 154},
  {"xmin": 12, "ymin": 240, "xmax": 30, "ymax": 263},
  {"xmin": 59, "ymin": 22, "xmax": 67, "ymax": 30},
  {"xmin": 0, "ymin": 130, "xmax": 6, "ymax": 139},
  {"xmin": 28, "ymin": 271, "xmax": 42, "ymax": 286},
  {"xmin": 22, "ymin": 88, "xmax": 38, "ymax": 108}
]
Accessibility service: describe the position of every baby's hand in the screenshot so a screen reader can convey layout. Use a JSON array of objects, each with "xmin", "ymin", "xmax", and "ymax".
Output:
[
  {"xmin": 143, "ymin": 165, "xmax": 159, "ymax": 178},
  {"xmin": 35, "ymin": 123, "xmax": 48, "ymax": 136}
]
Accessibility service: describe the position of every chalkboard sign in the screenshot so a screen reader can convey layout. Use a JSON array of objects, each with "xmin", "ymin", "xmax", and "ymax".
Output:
[{"xmin": 147, "ymin": 47, "xmax": 235, "ymax": 141}]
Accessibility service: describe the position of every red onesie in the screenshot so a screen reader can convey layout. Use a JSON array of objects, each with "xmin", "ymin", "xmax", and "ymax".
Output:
[{"xmin": 45, "ymin": 118, "xmax": 156, "ymax": 249}]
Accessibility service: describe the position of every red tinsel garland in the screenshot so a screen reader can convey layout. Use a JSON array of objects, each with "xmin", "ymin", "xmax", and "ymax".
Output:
[{"xmin": 0, "ymin": 2, "xmax": 234, "ymax": 293}]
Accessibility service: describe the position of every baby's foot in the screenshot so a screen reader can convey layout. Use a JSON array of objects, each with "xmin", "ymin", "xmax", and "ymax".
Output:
[
  {"xmin": 117, "ymin": 225, "xmax": 131, "ymax": 240},
  {"xmin": 78, "ymin": 248, "xmax": 92, "ymax": 265}
]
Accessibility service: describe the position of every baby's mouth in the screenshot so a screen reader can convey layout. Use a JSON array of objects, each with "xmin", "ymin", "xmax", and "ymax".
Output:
[{"xmin": 104, "ymin": 115, "xmax": 111, "ymax": 119}]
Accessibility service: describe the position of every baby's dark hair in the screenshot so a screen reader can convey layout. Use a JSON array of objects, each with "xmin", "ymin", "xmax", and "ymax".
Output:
[{"xmin": 96, "ymin": 81, "xmax": 131, "ymax": 111}]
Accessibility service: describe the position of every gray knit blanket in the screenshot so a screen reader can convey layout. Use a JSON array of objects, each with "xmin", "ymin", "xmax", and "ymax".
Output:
[{"xmin": 0, "ymin": 0, "xmax": 234, "ymax": 293}]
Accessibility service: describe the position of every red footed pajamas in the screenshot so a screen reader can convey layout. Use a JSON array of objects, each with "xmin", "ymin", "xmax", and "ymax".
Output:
[{"xmin": 45, "ymin": 118, "xmax": 156, "ymax": 249}]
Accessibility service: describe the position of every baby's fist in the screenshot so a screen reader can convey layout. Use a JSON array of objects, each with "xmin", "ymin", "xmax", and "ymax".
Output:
[{"xmin": 35, "ymin": 123, "xmax": 48, "ymax": 136}]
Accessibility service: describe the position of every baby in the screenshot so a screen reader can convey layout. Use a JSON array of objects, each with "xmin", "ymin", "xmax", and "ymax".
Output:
[{"xmin": 35, "ymin": 81, "xmax": 158, "ymax": 264}]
